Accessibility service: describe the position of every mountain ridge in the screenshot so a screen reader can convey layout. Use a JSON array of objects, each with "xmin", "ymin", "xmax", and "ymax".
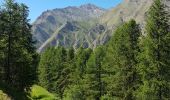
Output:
[
  {"xmin": 32, "ymin": 0, "xmax": 170, "ymax": 53},
  {"xmin": 32, "ymin": 3, "xmax": 106, "ymax": 51}
]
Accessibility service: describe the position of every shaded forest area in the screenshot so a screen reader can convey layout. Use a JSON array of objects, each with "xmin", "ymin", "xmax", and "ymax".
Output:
[{"xmin": 0, "ymin": 0, "xmax": 170, "ymax": 100}]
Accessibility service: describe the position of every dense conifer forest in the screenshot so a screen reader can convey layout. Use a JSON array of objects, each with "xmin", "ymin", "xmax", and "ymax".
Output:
[{"xmin": 0, "ymin": 0, "xmax": 170, "ymax": 99}]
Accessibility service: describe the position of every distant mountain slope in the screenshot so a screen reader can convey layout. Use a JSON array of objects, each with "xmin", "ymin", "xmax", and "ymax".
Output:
[
  {"xmin": 100, "ymin": 0, "xmax": 153, "ymax": 28},
  {"xmin": 94, "ymin": 0, "xmax": 170, "ymax": 45},
  {"xmin": 32, "ymin": 4, "xmax": 106, "ymax": 48},
  {"xmin": 33, "ymin": 0, "xmax": 170, "ymax": 53},
  {"xmin": 37, "ymin": 20, "xmax": 106, "ymax": 52}
]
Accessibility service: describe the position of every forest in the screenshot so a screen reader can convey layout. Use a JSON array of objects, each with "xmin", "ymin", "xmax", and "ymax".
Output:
[{"xmin": 0, "ymin": 0, "xmax": 170, "ymax": 100}]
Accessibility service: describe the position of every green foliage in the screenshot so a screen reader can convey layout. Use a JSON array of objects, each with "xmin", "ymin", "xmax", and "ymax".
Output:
[
  {"xmin": 75, "ymin": 47, "xmax": 92, "ymax": 79},
  {"xmin": 0, "ymin": 0, "xmax": 169, "ymax": 100},
  {"xmin": 0, "ymin": 84, "xmax": 58, "ymax": 100},
  {"xmin": 38, "ymin": 47, "xmax": 74, "ymax": 99},
  {"xmin": 137, "ymin": 0, "xmax": 170, "ymax": 99},
  {"xmin": 63, "ymin": 85, "xmax": 86, "ymax": 100},
  {"xmin": 84, "ymin": 46, "xmax": 107, "ymax": 99},
  {"xmin": 38, "ymin": 47, "xmax": 92, "ymax": 99},
  {"xmin": 105, "ymin": 19, "xmax": 141, "ymax": 99},
  {"xmin": 101, "ymin": 94, "xmax": 116, "ymax": 100},
  {"xmin": 0, "ymin": 82, "xmax": 28, "ymax": 100},
  {"xmin": 29, "ymin": 85, "xmax": 58, "ymax": 100},
  {"xmin": 0, "ymin": 0, "xmax": 38, "ymax": 91}
]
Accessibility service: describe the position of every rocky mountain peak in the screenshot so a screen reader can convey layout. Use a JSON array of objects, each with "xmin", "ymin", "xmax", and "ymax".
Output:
[
  {"xmin": 80, "ymin": 3, "xmax": 104, "ymax": 10},
  {"xmin": 32, "ymin": 4, "xmax": 106, "ymax": 49}
]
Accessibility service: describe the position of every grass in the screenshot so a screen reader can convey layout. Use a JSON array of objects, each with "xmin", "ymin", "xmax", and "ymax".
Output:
[
  {"xmin": 0, "ymin": 90, "xmax": 11, "ymax": 100},
  {"xmin": 29, "ymin": 85, "xmax": 57, "ymax": 100},
  {"xmin": 0, "ymin": 82, "xmax": 57, "ymax": 100}
]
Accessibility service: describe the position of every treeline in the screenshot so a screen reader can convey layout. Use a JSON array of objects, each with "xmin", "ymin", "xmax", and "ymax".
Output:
[
  {"xmin": 38, "ymin": 0, "xmax": 170, "ymax": 99},
  {"xmin": 0, "ymin": 0, "xmax": 38, "ymax": 93}
]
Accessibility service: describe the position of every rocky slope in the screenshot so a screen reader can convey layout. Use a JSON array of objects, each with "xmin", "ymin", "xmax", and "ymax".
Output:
[
  {"xmin": 32, "ymin": 0, "xmax": 170, "ymax": 52},
  {"xmin": 92, "ymin": 0, "xmax": 154, "ymax": 44},
  {"xmin": 88, "ymin": 0, "xmax": 170, "ymax": 47},
  {"xmin": 32, "ymin": 4, "xmax": 106, "ymax": 49}
]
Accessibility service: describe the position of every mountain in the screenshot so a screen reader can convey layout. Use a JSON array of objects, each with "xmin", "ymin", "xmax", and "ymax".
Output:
[
  {"xmin": 100, "ymin": 0, "xmax": 153, "ymax": 28},
  {"xmin": 32, "ymin": 4, "xmax": 106, "ymax": 51},
  {"xmin": 32, "ymin": 0, "xmax": 170, "ymax": 53},
  {"xmin": 93, "ymin": 0, "xmax": 153, "ymax": 44},
  {"xmin": 98, "ymin": 0, "xmax": 170, "ymax": 42}
]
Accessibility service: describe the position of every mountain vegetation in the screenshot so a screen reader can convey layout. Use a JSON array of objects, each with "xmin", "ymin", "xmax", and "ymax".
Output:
[
  {"xmin": 0, "ymin": 0, "xmax": 169, "ymax": 100},
  {"xmin": 37, "ymin": 0, "xmax": 170, "ymax": 99},
  {"xmin": 137, "ymin": 0, "xmax": 170, "ymax": 99},
  {"xmin": 0, "ymin": 0, "xmax": 38, "ymax": 91}
]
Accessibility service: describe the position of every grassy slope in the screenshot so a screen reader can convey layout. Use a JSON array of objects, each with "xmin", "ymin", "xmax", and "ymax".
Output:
[
  {"xmin": 100, "ymin": 0, "xmax": 153, "ymax": 28},
  {"xmin": 29, "ymin": 85, "xmax": 57, "ymax": 100},
  {"xmin": 0, "ymin": 84, "xmax": 57, "ymax": 100}
]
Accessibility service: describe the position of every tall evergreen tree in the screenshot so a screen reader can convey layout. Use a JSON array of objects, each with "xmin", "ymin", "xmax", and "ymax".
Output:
[
  {"xmin": 38, "ymin": 47, "xmax": 73, "ymax": 99},
  {"xmin": 105, "ymin": 19, "xmax": 140, "ymax": 99},
  {"xmin": 66, "ymin": 47, "xmax": 75, "ymax": 85},
  {"xmin": 137, "ymin": 0, "xmax": 170, "ymax": 99},
  {"xmin": 63, "ymin": 48, "xmax": 92, "ymax": 100},
  {"xmin": 0, "ymin": 0, "xmax": 38, "ymax": 90},
  {"xmin": 38, "ymin": 47, "xmax": 56, "ymax": 91},
  {"xmin": 85, "ymin": 46, "xmax": 107, "ymax": 100},
  {"xmin": 0, "ymin": 7, "xmax": 7, "ymax": 81},
  {"xmin": 75, "ymin": 47, "xmax": 92, "ymax": 79}
]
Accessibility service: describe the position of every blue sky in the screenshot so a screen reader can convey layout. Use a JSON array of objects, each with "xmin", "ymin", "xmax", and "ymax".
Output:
[{"xmin": 0, "ymin": 0, "xmax": 122, "ymax": 22}]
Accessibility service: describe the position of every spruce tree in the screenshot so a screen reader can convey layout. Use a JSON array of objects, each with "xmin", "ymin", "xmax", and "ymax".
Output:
[
  {"xmin": 85, "ymin": 46, "xmax": 107, "ymax": 99},
  {"xmin": 38, "ymin": 47, "xmax": 73, "ymax": 99},
  {"xmin": 0, "ymin": 0, "xmax": 38, "ymax": 90},
  {"xmin": 137, "ymin": 0, "xmax": 170, "ymax": 99},
  {"xmin": 63, "ymin": 48, "xmax": 92, "ymax": 100},
  {"xmin": 105, "ymin": 19, "xmax": 140, "ymax": 99},
  {"xmin": 0, "ymin": 7, "xmax": 7, "ymax": 81},
  {"xmin": 75, "ymin": 47, "xmax": 92, "ymax": 79},
  {"xmin": 38, "ymin": 47, "xmax": 56, "ymax": 91}
]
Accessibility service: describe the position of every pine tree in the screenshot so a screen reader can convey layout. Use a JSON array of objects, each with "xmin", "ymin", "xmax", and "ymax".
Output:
[
  {"xmin": 38, "ymin": 47, "xmax": 56, "ymax": 91},
  {"xmin": 105, "ymin": 19, "xmax": 141, "ymax": 99},
  {"xmin": 0, "ymin": 0, "xmax": 38, "ymax": 90},
  {"xmin": 75, "ymin": 47, "xmax": 92, "ymax": 79},
  {"xmin": 66, "ymin": 47, "xmax": 75, "ymax": 85},
  {"xmin": 85, "ymin": 46, "xmax": 107, "ymax": 99},
  {"xmin": 63, "ymin": 48, "xmax": 92, "ymax": 100},
  {"xmin": 0, "ymin": 7, "xmax": 7, "ymax": 82},
  {"xmin": 137, "ymin": 0, "xmax": 170, "ymax": 99},
  {"xmin": 38, "ymin": 47, "xmax": 73, "ymax": 99}
]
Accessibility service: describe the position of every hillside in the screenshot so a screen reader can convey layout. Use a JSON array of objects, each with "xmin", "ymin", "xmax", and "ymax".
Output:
[
  {"xmin": 33, "ymin": 0, "xmax": 170, "ymax": 52},
  {"xmin": 32, "ymin": 4, "xmax": 106, "ymax": 51}
]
